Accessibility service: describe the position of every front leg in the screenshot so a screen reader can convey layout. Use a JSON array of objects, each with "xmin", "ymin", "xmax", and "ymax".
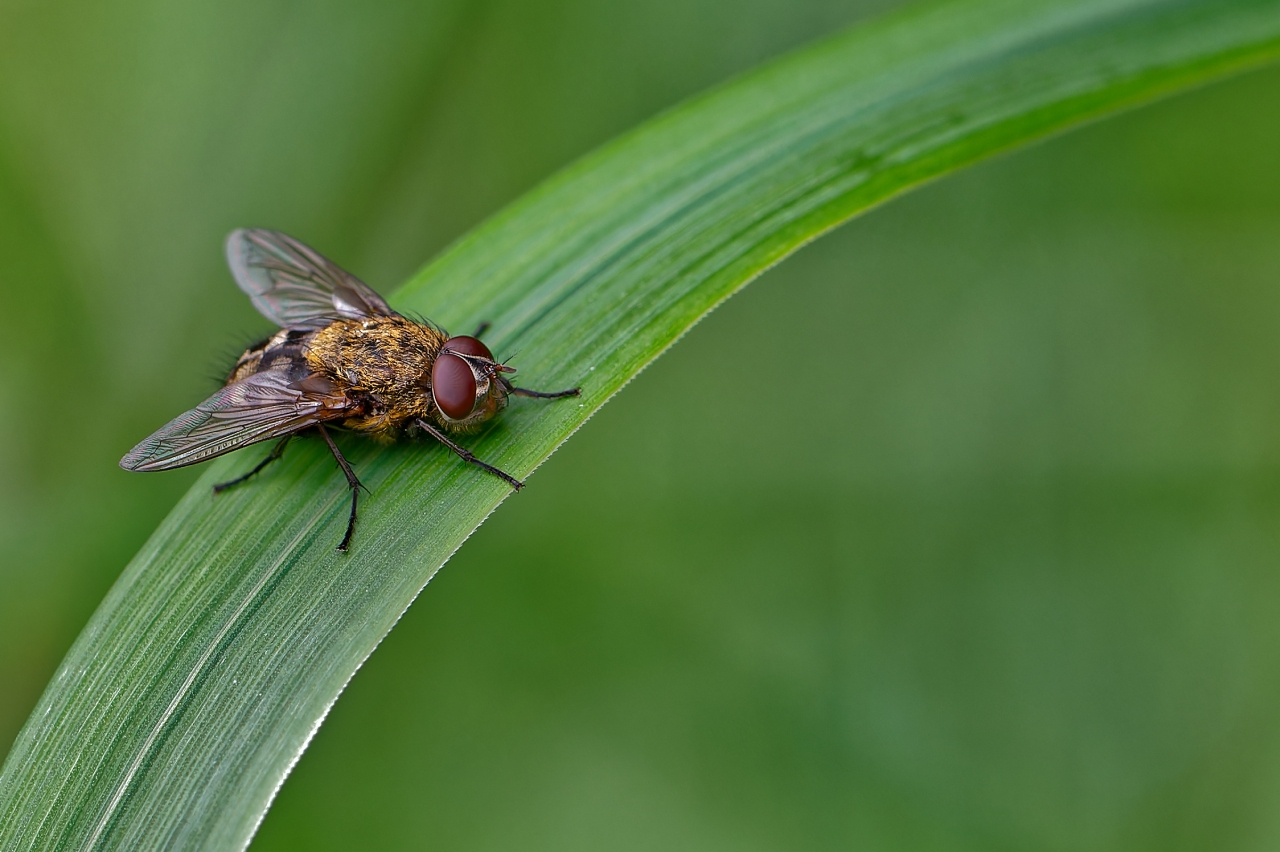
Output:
[
  {"xmin": 511, "ymin": 386, "xmax": 580, "ymax": 399},
  {"xmin": 497, "ymin": 376, "xmax": 581, "ymax": 400}
]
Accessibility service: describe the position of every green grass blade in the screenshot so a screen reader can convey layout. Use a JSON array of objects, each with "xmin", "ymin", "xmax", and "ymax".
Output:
[{"xmin": 3, "ymin": 0, "xmax": 1279, "ymax": 849}]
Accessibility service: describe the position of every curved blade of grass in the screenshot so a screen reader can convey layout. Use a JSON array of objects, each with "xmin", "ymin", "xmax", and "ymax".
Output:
[{"xmin": 3, "ymin": 0, "xmax": 1279, "ymax": 849}]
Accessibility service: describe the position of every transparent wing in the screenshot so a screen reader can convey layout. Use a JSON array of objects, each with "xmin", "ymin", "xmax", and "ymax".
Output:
[
  {"xmin": 120, "ymin": 370, "xmax": 349, "ymax": 472},
  {"xmin": 225, "ymin": 228, "xmax": 396, "ymax": 329}
]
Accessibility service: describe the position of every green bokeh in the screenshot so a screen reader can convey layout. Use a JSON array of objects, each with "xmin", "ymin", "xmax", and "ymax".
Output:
[{"xmin": 2, "ymin": 0, "xmax": 1279, "ymax": 849}]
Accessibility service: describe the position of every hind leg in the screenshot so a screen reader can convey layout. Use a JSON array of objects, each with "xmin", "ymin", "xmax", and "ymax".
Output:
[
  {"xmin": 316, "ymin": 425, "xmax": 364, "ymax": 552},
  {"xmin": 213, "ymin": 436, "xmax": 292, "ymax": 494}
]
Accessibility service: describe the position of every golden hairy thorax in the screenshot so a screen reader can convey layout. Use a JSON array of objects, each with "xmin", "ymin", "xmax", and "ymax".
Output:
[{"xmin": 306, "ymin": 317, "xmax": 448, "ymax": 437}]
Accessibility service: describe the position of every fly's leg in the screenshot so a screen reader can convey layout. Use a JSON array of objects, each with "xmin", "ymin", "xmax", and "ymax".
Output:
[
  {"xmin": 213, "ymin": 436, "xmax": 292, "ymax": 494},
  {"xmin": 511, "ymin": 386, "xmax": 580, "ymax": 399},
  {"xmin": 471, "ymin": 321, "xmax": 491, "ymax": 339},
  {"xmin": 413, "ymin": 418, "xmax": 524, "ymax": 491},
  {"xmin": 497, "ymin": 375, "xmax": 581, "ymax": 400},
  {"xmin": 317, "ymin": 424, "xmax": 364, "ymax": 552}
]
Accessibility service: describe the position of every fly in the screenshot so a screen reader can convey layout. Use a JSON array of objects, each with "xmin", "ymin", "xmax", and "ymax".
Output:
[{"xmin": 120, "ymin": 229, "xmax": 579, "ymax": 551}]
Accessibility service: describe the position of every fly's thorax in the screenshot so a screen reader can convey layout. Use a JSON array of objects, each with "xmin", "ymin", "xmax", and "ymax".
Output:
[
  {"xmin": 305, "ymin": 317, "xmax": 447, "ymax": 433},
  {"xmin": 305, "ymin": 318, "xmax": 445, "ymax": 385}
]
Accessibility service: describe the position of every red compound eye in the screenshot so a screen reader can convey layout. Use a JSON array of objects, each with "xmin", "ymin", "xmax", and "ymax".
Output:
[
  {"xmin": 441, "ymin": 335, "xmax": 494, "ymax": 360},
  {"xmin": 432, "ymin": 336, "xmax": 494, "ymax": 420},
  {"xmin": 432, "ymin": 357, "xmax": 477, "ymax": 421}
]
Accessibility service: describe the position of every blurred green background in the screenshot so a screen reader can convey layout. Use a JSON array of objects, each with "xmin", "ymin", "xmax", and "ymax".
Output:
[{"xmin": 2, "ymin": 0, "xmax": 1279, "ymax": 849}]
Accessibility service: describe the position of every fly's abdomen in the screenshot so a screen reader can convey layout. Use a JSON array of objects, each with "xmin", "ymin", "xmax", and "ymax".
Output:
[{"xmin": 228, "ymin": 328, "xmax": 316, "ymax": 384}]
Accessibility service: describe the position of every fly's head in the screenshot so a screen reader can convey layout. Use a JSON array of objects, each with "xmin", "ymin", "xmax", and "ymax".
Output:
[{"xmin": 429, "ymin": 335, "xmax": 513, "ymax": 430}]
